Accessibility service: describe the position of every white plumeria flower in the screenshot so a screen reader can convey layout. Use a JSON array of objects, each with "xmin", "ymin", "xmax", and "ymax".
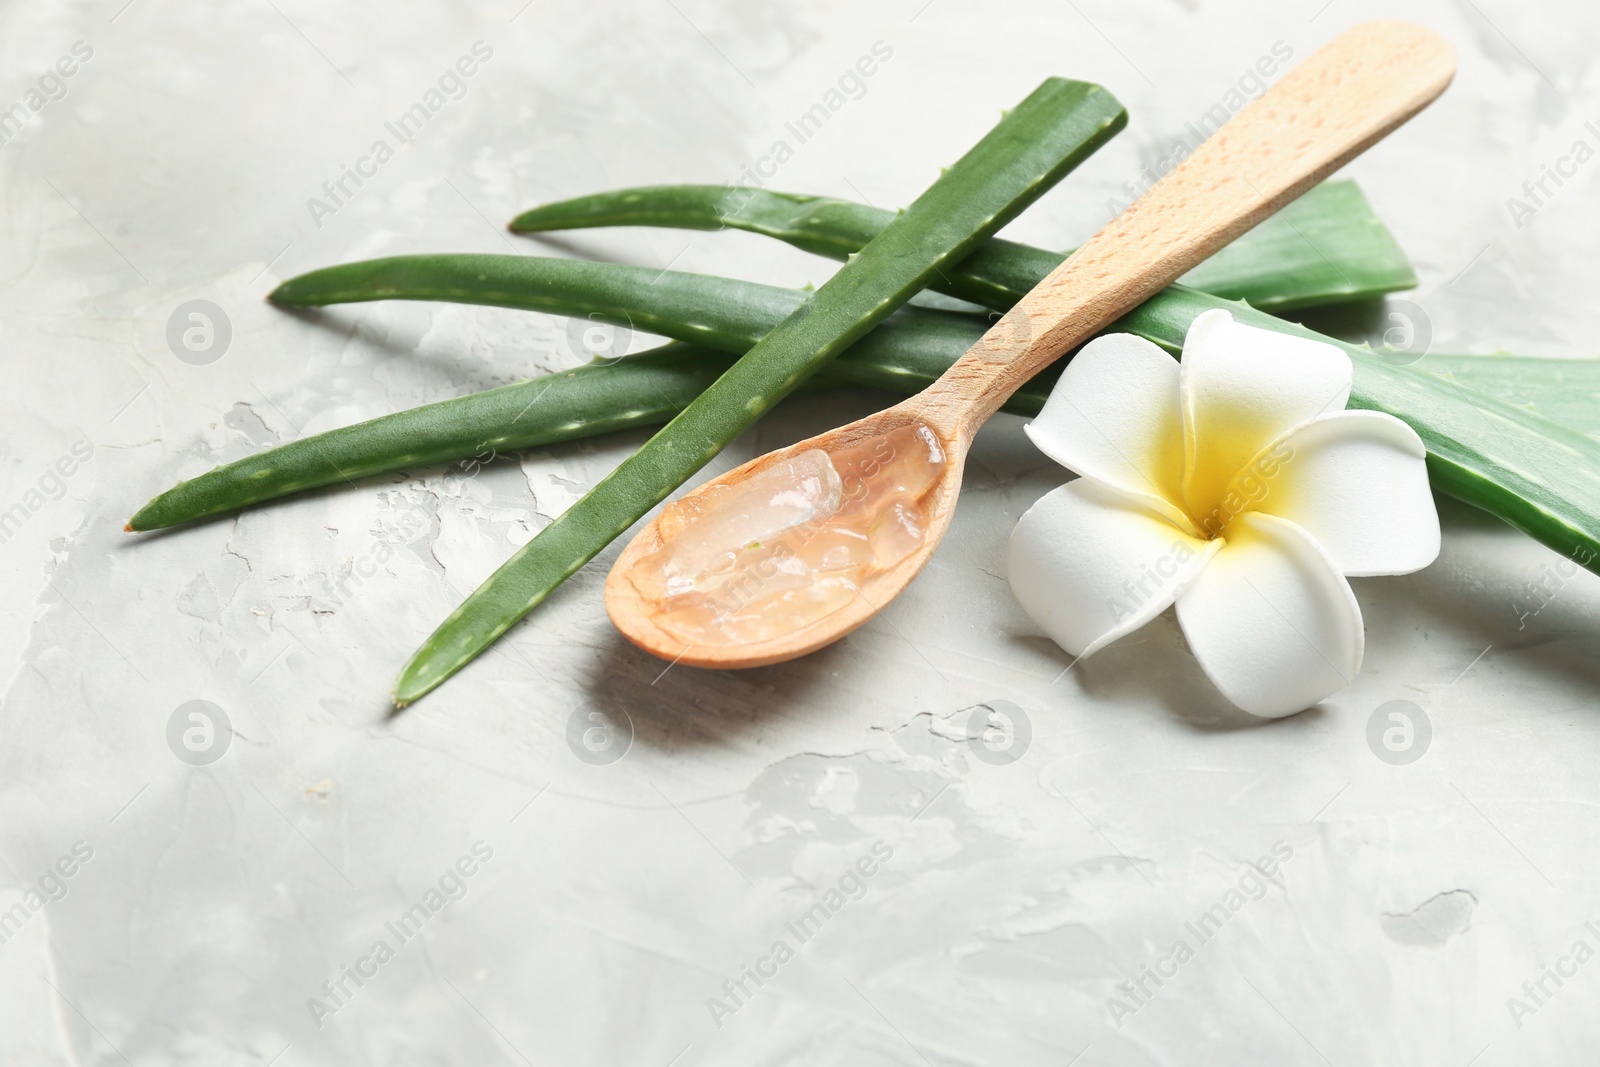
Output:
[{"xmin": 1008, "ymin": 309, "xmax": 1440, "ymax": 718}]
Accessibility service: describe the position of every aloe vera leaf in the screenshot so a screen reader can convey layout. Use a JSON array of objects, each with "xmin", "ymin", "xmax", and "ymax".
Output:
[
  {"xmin": 1419, "ymin": 354, "xmax": 1600, "ymax": 437},
  {"xmin": 509, "ymin": 178, "xmax": 1416, "ymax": 312},
  {"xmin": 266, "ymin": 251, "xmax": 1069, "ymax": 377},
  {"xmin": 125, "ymin": 345, "xmax": 735, "ymax": 530},
  {"xmin": 386, "ymin": 77, "xmax": 1127, "ymax": 703},
  {"xmin": 270, "ymin": 255, "xmax": 796, "ymax": 352},
  {"xmin": 510, "ymin": 184, "xmax": 1056, "ymax": 312}
]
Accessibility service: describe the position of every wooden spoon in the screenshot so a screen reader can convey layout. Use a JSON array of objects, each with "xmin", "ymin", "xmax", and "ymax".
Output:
[{"xmin": 605, "ymin": 20, "xmax": 1457, "ymax": 669}]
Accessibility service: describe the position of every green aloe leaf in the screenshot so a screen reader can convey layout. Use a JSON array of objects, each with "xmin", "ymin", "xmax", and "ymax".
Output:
[
  {"xmin": 1420, "ymin": 354, "xmax": 1600, "ymax": 437},
  {"xmin": 126, "ymin": 344, "xmax": 735, "ymax": 531},
  {"xmin": 510, "ymin": 178, "xmax": 1416, "ymax": 313},
  {"xmin": 270, "ymin": 255, "xmax": 790, "ymax": 352}
]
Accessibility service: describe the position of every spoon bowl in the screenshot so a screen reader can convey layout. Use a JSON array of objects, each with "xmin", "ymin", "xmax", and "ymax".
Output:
[
  {"xmin": 604, "ymin": 398, "xmax": 973, "ymax": 668},
  {"xmin": 606, "ymin": 20, "xmax": 1457, "ymax": 668}
]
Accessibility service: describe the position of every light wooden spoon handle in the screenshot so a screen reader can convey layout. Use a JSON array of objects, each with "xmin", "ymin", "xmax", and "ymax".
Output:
[{"xmin": 923, "ymin": 20, "xmax": 1456, "ymax": 433}]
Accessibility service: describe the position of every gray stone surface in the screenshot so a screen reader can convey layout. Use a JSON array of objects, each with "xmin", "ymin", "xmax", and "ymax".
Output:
[{"xmin": 1, "ymin": 0, "xmax": 1597, "ymax": 1063}]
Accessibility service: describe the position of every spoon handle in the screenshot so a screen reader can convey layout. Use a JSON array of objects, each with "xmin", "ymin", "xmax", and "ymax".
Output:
[{"xmin": 921, "ymin": 20, "xmax": 1456, "ymax": 433}]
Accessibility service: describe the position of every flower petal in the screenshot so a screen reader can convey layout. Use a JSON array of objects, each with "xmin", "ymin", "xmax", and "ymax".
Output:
[
  {"xmin": 1009, "ymin": 479, "xmax": 1218, "ymax": 658},
  {"xmin": 1180, "ymin": 309, "xmax": 1352, "ymax": 520},
  {"xmin": 1023, "ymin": 332, "xmax": 1188, "ymax": 525},
  {"xmin": 1247, "ymin": 410, "xmax": 1440, "ymax": 576},
  {"xmin": 1175, "ymin": 511, "xmax": 1363, "ymax": 718}
]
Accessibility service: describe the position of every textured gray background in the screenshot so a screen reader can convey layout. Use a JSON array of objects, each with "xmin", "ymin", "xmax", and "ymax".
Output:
[{"xmin": 1, "ymin": 0, "xmax": 1597, "ymax": 1063}]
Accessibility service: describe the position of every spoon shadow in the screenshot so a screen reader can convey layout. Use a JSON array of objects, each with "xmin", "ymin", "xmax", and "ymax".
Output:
[{"xmin": 576, "ymin": 629, "xmax": 861, "ymax": 752}]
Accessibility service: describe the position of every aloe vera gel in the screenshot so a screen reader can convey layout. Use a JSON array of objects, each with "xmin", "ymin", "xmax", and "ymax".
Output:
[{"xmin": 625, "ymin": 423, "xmax": 947, "ymax": 645}]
